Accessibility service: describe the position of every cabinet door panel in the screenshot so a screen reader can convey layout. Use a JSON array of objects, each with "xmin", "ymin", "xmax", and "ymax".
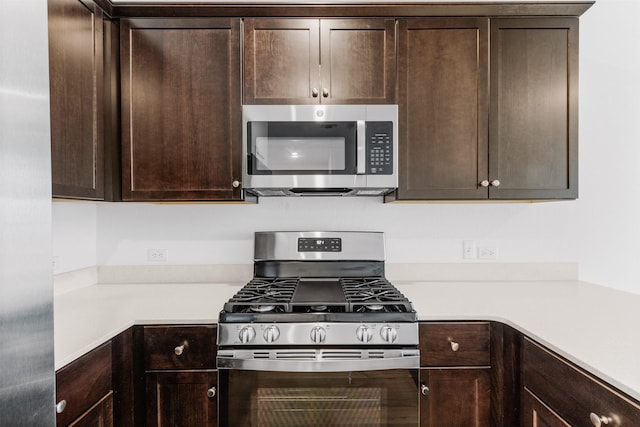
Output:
[
  {"xmin": 49, "ymin": 0, "xmax": 104, "ymax": 199},
  {"xmin": 146, "ymin": 371, "xmax": 217, "ymax": 427},
  {"xmin": 490, "ymin": 18, "xmax": 578, "ymax": 199},
  {"xmin": 420, "ymin": 368, "xmax": 491, "ymax": 427},
  {"xmin": 69, "ymin": 392, "xmax": 114, "ymax": 427},
  {"xmin": 522, "ymin": 389, "xmax": 570, "ymax": 427},
  {"xmin": 121, "ymin": 18, "xmax": 242, "ymax": 201},
  {"xmin": 320, "ymin": 19, "xmax": 396, "ymax": 104},
  {"xmin": 244, "ymin": 19, "xmax": 319, "ymax": 104},
  {"xmin": 396, "ymin": 18, "xmax": 488, "ymax": 200}
]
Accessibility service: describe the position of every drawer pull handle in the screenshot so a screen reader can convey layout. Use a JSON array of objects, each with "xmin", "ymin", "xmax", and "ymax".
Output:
[
  {"xmin": 55, "ymin": 400, "xmax": 67, "ymax": 414},
  {"xmin": 174, "ymin": 341, "xmax": 188, "ymax": 356},
  {"xmin": 420, "ymin": 384, "xmax": 429, "ymax": 396},
  {"xmin": 590, "ymin": 413, "xmax": 612, "ymax": 427},
  {"xmin": 207, "ymin": 387, "xmax": 217, "ymax": 398},
  {"xmin": 449, "ymin": 340, "xmax": 460, "ymax": 352}
]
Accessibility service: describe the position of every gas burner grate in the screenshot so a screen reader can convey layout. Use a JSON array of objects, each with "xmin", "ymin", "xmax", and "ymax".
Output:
[
  {"xmin": 224, "ymin": 277, "xmax": 297, "ymax": 314},
  {"xmin": 341, "ymin": 277, "xmax": 413, "ymax": 313}
]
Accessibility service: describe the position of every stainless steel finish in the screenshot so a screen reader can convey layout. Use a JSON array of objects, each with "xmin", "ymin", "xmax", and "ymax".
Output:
[
  {"xmin": 254, "ymin": 231, "xmax": 385, "ymax": 262},
  {"xmin": 242, "ymin": 104, "xmax": 398, "ymax": 197},
  {"xmin": 0, "ymin": 1, "xmax": 55, "ymax": 425},
  {"xmin": 356, "ymin": 325, "xmax": 373, "ymax": 343},
  {"xmin": 312, "ymin": 87, "xmax": 319, "ymax": 97},
  {"xmin": 450, "ymin": 341, "xmax": 460, "ymax": 352},
  {"xmin": 310, "ymin": 326, "xmax": 327, "ymax": 344},
  {"xmin": 322, "ymin": 87, "xmax": 329, "ymax": 97},
  {"xmin": 420, "ymin": 384, "xmax": 430, "ymax": 396},
  {"xmin": 491, "ymin": 179, "xmax": 501, "ymax": 187},
  {"xmin": 55, "ymin": 400, "xmax": 67, "ymax": 414},
  {"xmin": 357, "ymin": 120, "xmax": 366, "ymax": 174},
  {"xmin": 589, "ymin": 413, "xmax": 611, "ymax": 427},
  {"xmin": 262, "ymin": 325, "xmax": 280, "ymax": 343},
  {"xmin": 207, "ymin": 387, "xmax": 216, "ymax": 398},
  {"xmin": 217, "ymin": 349, "xmax": 420, "ymax": 372},
  {"xmin": 174, "ymin": 343, "xmax": 186, "ymax": 356},
  {"xmin": 218, "ymin": 321, "xmax": 419, "ymax": 347},
  {"xmin": 238, "ymin": 326, "xmax": 256, "ymax": 344},
  {"xmin": 480, "ymin": 180, "xmax": 490, "ymax": 187},
  {"xmin": 232, "ymin": 180, "xmax": 240, "ymax": 188}
]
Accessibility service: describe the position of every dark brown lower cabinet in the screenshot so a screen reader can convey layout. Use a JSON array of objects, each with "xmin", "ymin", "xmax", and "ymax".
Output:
[
  {"xmin": 420, "ymin": 368, "xmax": 491, "ymax": 427},
  {"xmin": 69, "ymin": 392, "xmax": 114, "ymax": 427},
  {"xmin": 522, "ymin": 388, "xmax": 570, "ymax": 427},
  {"xmin": 56, "ymin": 342, "xmax": 113, "ymax": 427},
  {"xmin": 146, "ymin": 371, "xmax": 218, "ymax": 427}
]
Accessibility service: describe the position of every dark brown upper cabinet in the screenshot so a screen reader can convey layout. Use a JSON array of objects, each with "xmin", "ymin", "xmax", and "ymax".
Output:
[
  {"xmin": 392, "ymin": 17, "xmax": 579, "ymax": 201},
  {"xmin": 48, "ymin": 0, "xmax": 105, "ymax": 200},
  {"xmin": 489, "ymin": 18, "xmax": 578, "ymax": 200},
  {"xmin": 120, "ymin": 18, "xmax": 242, "ymax": 201},
  {"xmin": 243, "ymin": 18, "xmax": 396, "ymax": 105},
  {"xmin": 394, "ymin": 18, "xmax": 489, "ymax": 200}
]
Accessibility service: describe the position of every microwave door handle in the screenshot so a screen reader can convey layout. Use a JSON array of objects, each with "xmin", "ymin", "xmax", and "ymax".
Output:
[{"xmin": 357, "ymin": 120, "xmax": 366, "ymax": 174}]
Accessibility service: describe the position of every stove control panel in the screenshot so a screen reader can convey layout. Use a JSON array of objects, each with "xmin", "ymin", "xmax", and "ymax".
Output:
[
  {"xmin": 297, "ymin": 238, "xmax": 342, "ymax": 252},
  {"xmin": 219, "ymin": 322, "xmax": 418, "ymax": 347}
]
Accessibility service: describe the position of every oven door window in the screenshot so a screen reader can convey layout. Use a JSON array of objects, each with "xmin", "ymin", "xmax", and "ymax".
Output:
[
  {"xmin": 219, "ymin": 369, "xmax": 419, "ymax": 427},
  {"xmin": 247, "ymin": 122, "xmax": 357, "ymax": 175}
]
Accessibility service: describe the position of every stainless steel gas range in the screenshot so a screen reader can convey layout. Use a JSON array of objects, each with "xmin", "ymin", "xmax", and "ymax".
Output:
[{"xmin": 216, "ymin": 231, "xmax": 420, "ymax": 427}]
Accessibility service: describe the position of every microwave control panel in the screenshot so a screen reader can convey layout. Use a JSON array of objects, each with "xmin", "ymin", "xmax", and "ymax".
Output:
[{"xmin": 366, "ymin": 122, "xmax": 393, "ymax": 174}]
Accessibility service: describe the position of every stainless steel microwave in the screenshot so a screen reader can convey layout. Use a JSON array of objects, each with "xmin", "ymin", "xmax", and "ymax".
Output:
[{"xmin": 242, "ymin": 105, "xmax": 398, "ymax": 197}]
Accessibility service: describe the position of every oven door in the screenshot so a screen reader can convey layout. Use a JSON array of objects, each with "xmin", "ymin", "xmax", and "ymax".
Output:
[{"xmin": 217, "ymin": 348, "xmax": 420, "ymax": 427}]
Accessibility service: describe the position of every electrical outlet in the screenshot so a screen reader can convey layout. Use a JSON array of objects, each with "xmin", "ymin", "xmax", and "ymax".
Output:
[
  {"xmin": 478, "ymin": 246, "xmax": 498, "ymax": 260},
  {"xmin": 148, "ymin": 248, "xmax": 168, "ymax": 262},
  {"xmin": 463, "ymin": 240, "xmax": 476, "ymax": 259}
]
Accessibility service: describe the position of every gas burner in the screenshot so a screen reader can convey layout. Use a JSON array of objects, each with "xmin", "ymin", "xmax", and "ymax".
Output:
[
  {"xmin": 365, "ymin": 304, "xmax": 384, "ymax": 312},
  {"xmin": 250, "ymin": 304, "xmax": 276, "ymax": 313},
  {"xmin": 310, "ymin": 305, "xmax": 328, "ymax": 312}
]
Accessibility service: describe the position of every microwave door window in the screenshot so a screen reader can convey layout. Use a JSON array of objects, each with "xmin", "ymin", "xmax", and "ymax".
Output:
[{"xmin": 255, "ymin": 137, "xmax": 346, "ymax": 172}]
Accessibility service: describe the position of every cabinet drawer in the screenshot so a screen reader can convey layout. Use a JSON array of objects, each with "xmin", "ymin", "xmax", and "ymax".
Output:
[
  {"xmin": 56, "ymin": 341, "xmax": 112, "ymax": 426},
  {"xmin": 419, "ymin": 322, "xmax": 490, "ymax": 366},
  {"xmin": 522, "ymin": 337, "xmax": 640, "ymax": 426},
  {"xmin": 144, "ymin": 325, "xmax": 217, "ymax": 370}
]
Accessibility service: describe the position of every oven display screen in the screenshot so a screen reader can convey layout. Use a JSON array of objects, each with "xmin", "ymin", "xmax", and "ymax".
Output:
[{"xmin": 298, "ymin": 238, "xmax": 342, "ymax": 252}]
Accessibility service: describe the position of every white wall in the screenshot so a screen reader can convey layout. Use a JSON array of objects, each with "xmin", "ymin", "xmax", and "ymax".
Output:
[{"xmin": 53, "ymin": 0, "xmax": 640, "ymax": 293}]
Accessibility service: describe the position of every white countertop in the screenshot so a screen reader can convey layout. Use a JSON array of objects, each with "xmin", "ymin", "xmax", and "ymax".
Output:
[{"xmin": 54, "ymin": 280, "xmax": 640, "ymax": 401}]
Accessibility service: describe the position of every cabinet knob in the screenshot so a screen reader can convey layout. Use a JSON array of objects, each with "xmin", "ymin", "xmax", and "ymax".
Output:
[
  {"xmin": 232, "ymin": 180, "xmax": 240, "ymax": 188},
  {"xmin": 491, "ymin": 179, "xmax": 501, "ymax": 187},
  {"xmin": 590, "ymin": 413, "xmax": 612, "ymax": 427},
  {"xmin": 174, "ymin": 341, "xmax": 188, "ymax": 356},
  {"xmin": 420, "ymin": 384, "xmax": 429, "ymax": 396},
  {"xmin": 449, "ymin": 340, "xmax": 460, "ymax": 352},
  {"xmin": 312, "ymin": 88, "xmax": 319, "ymax": 98},
  {"xmin": 207, "ymin": 387, "xmax": 217, "ymax": 398},
  {"xmin": 322, "ymin": 87, "xmax": 329, "ymax": 98},
  {"xmin": 55, "ymin": 400, "xmax": 67, "ymax": 414},
  {"xmin": 480, "ymin": 180, "xmax": 490, "ymax": 187}
]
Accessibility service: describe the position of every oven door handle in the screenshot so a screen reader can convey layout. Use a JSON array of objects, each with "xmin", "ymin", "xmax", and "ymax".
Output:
[
  {"xmin": 217, "ymin": 349, "xmax": 419, "ymax": 372},
  {"xmin": 356, "ymin": 120, "xmax": 366, "ymax": 174}
]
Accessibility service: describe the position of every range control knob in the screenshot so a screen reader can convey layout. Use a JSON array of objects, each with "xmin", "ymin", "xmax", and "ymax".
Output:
[
  {"xmin": 263, "ymin": 325, "xmax": 281, "ymax": 343},
  {"xmin": 238, "ymin": 326, "xmax": 256, "ymax": 344},
  {"xmin": 380, "ymin": 326, "xmax": 398, "ymax": 343},
  {"xmin": 310, "ymin": 326, "xmax": 327, "ymax": 344},
  {"xmin": 356, "ymin": 325, "xmax": 373, "ymax": 343}
]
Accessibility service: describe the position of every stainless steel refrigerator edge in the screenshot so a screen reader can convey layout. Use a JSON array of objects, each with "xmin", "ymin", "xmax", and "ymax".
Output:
[{"xmin": 1, "ymin": 0, "xmax": 55, "ymax": 425}]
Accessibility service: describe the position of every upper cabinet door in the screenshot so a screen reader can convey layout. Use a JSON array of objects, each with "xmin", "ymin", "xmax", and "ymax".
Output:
[
  {"xmin": 489, "ymin": 18, "xmax": 579, "ymax": 200},
  {"xmin": 243, "ymin": 19, "xmax": 320, "ymax": 104},
  {"xmin": 243, "ymin": 18, "xmax": 396, "ymax": 105},
  {"xmin": 319, "ymin": 19, "xmax": 396, "ymax": 104},
  {"xmin": 394, "ymin": 18, "xmax": 489, "ymax": 200},
  {"xmin": 48, "ymin": 0, "xmax": 104, "ymax": 200},
  {"xmin": 120, "ymin": 18, "xmax": 242, "ymax": 201}
]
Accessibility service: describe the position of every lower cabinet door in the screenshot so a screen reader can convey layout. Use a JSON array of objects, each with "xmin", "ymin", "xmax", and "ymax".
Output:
[
  {"xmin": 69, "ymin": 392, "xmax": 114, "ymax": 427},
  {"xmin": 522, "ymin": 389, "xmax": 570, "ymax": 427},
  {"xmin": 146, "ymin": 371, "xmax": 217, "ymax": 427},
  {"xmin": 420, "ymin": 368, "xmax": 490, "ymax": 427}
]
